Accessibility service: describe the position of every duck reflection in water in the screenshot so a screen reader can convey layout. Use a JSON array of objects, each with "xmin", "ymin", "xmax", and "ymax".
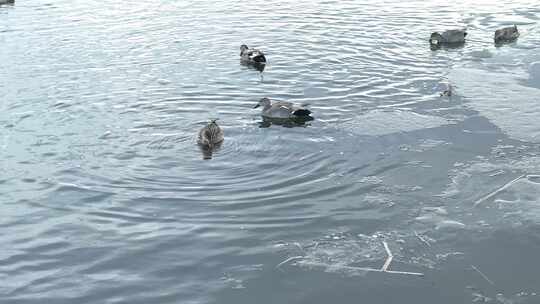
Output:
[
  {"xmin": 258, "ymin": 115, "xmax": 314, "ymax": 128},
  {"xmin": 240, "ymin": 60, "xmax": 266, "ymax": 73}
]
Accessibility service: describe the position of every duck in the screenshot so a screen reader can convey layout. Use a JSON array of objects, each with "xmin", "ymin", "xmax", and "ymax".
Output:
[
  {"xmin": 494, "ymin": 25, "xmax": 519, "ymax": 44},
  {"xmin": 254, "ymin": 97, "xmax": 312, "ymax": 119},
  {"xmin": 429, "ymin": 29, "xmax": 467, "ymax": 46},
  {"xmin": 198, "ymin": 119, "xmax": 224, "ymax": 149},
  {"xmin": 440, "ymin": 83, "xmax": 453, "ymax": 97},
  {"xmin": 240, "ymin": 44, "xmax": 267, "ymax": 64}
]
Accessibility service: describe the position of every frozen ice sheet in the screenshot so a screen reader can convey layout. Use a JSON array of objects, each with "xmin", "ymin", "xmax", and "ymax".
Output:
[{"xmin": 450, "ymin": 65, "xmax": 540, "ymax": 143}]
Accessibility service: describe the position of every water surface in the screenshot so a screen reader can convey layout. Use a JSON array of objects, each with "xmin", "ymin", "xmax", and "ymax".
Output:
[{"xmin": 2, "ymin": 0, "xmax": 540, "ymax": 303}]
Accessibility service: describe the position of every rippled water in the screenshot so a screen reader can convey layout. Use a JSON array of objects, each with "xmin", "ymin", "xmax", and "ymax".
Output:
[{"xmin": 2, "ymin": 0, "xmax": 540, "ymax": 303}]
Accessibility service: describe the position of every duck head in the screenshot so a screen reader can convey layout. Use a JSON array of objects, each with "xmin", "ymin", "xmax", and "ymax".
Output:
[
  {"xmin": 429, "ymin": 32, "xmax": 443, "ymax": 45},
  {"xmin": 240, "ymin": 44, "xmax": 249, "ymax": 55},
  {"xmin": 254, "ymin": 97, "xmax": 271, "ymax": 109}
]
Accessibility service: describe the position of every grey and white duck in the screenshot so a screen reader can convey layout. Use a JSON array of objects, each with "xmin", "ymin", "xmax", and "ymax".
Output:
[
  {"xmin": 240, "ymin": 44, "xmax": 267, "ymax": 64},
  {"xmin": 254, "ymin": 97, "xmax": 312, "ymax": 119}
]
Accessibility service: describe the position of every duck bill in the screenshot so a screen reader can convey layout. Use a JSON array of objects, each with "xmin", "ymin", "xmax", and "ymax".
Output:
[{"xmin": 253, "ymin": 104, "xmax": 260, "ymax": 108}]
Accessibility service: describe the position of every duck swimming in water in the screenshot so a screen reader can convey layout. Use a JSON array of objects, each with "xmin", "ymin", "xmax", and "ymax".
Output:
[
  {"xmin": 197, "ymin": 120, "xmax": 224, "ymax": 159},
  {"xmin": 240, "ymin": 44, "xmax": 267, "ymax": 64},
  {"xmin": 440, "ymin": 83, "xmax": 453, "ymax": 97},
  {"xmin": 494, "ymin": 25, "xmax": 519, "ymax": 44},
  {"xmin": 254, "ymin": 97, "xmax": 312, "ymax": 120},
  {"xmin": 198, "ymin": 120, "xmax": 224, "ymax": 148},
  {"xmin": 429, "ymin": 29, "xmax": 467, "ymax": 47}
]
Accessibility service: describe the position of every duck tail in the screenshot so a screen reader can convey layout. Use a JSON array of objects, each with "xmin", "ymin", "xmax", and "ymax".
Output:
[
  {"xmin": 293, "ymin": 109, "xmax": 311, "ymax": 116},
  {"xmin": 253, "ymin": 54, "xmax": 266, "ymax": 63}
]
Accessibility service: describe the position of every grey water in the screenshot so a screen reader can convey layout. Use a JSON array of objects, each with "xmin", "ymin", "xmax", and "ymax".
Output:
[{"xmin": 2, "ymin": 0, "xmax": 540, "ymax": 303}]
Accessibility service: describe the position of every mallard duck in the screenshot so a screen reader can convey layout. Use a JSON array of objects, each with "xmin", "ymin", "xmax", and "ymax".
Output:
[
  {"xmin": 240, "ymin": 44, "xmax": 266, "ymax": 64},
  {"xmin": 429, "ymin": 29, "xmax": 467, "ymax": 46},
  {"xmin": 198, "ymin": 120, "xmax": 224, "ymax": 148},
  {"xmin": 494, "ymin": 25, "xmax": 519, "ymax": 44},
  {"xmin": 254, "ymin": 97, "xmax": 311, "ymax": 119}
]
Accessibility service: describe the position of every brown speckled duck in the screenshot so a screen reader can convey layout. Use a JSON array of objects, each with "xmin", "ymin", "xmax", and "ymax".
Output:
[
  {"xmin": 494, "ymin": 25, "xmax": 519, "ymax": 44},
  {"xmin": 198, "ymin": 120, "xmax": 224, "ymax": 148}
]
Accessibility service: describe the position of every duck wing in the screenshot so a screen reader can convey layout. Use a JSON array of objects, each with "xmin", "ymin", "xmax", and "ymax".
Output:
[
  {"xmin": 244, "ymin": 49, "xmax": 266, "ymax": 63},
  {"xmin": 273, "ymin": 101, "xmax": 311, "ymax": 117},
  {"xmin": 263, "ymin": 103, "xmax": 293, "ymax": 119},
  {"xmin": 442, "ymin": 30, "xmax": 466, "ymax": 43},
  {"xmin": 274, "ymin": 101, "xmax": 294, "ymax": 108}
]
